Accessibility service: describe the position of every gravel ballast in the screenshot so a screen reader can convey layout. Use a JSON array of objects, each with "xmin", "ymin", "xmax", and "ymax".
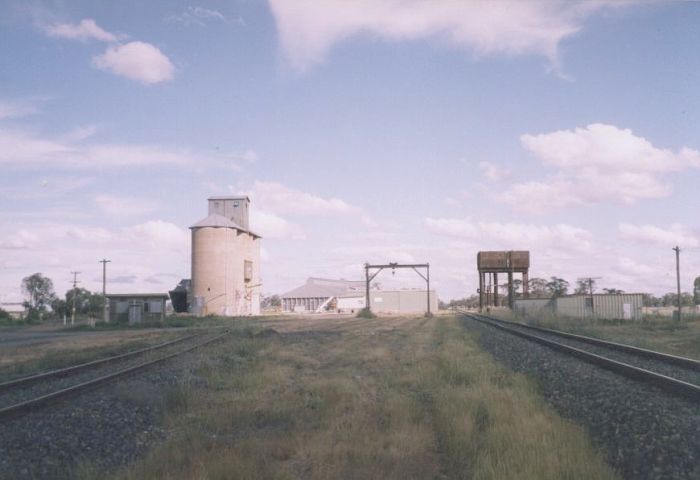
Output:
[
  {"xmin": 462, "ymin": 315, "xmax": 700, "ymax": 480},
  {"xmin": 0, "ymin": 335, "xmax": 230, "ymax": 480}
]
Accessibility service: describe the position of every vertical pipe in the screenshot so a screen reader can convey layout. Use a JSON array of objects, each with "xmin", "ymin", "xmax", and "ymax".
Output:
[
  {"xmin": 365, "ymin": 263, "xmax": 370, "ymax": 313},
  {"xmin": 494, "ymin": 273, "xmax": 498, "ymax": 307},
  {"xmin": 523, "ymin": 271, "xmax": 529, "ymax": 298},
  {"xmin": 426, "ymin": 264, "xmax": 431, "ymax": 316},
  {"xmin": 478, "ymin": 271, "xmax": 484, "ymax": 312}
]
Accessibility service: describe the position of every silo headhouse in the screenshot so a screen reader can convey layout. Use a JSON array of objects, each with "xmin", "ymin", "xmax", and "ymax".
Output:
[{"xmin": 190, "ymin": 196, "xmax": 261, "ymax": 316}]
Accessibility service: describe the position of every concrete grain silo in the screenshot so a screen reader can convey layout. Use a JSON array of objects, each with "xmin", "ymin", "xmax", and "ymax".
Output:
[{"xmin": 190, "ymin": 196, "xmax": 261, "ymax": 316}]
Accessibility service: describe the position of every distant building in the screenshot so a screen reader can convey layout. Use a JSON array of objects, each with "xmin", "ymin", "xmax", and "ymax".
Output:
[
  {"xmin": 0, "ymin": 303, "xmax": 26, "ymax": 320},
  {"xmin": 513, "ymin": 294, "xmax": 644, "ymax": 320},
  {"xmin": 281, "ymin": 278, "xmax": 364, "ymax": 313},
  {"xmin": 280, "ymin": 277, "xmax": 437, "ymax": 314},
  {"xmin": 106, "ymin": 294, "xmax": 169, "ymax": 324},
  {"xmin": 190, "ymin": 196, "xmax": 262, "ymax": 316},
  {"xmin": 338, "ymin": 290, "xmax": 438, "ymax": 314}
]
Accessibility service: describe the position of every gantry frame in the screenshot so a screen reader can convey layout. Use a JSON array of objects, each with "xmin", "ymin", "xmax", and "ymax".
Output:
[{"xmin": 364, "ymin": 262, "xmax": 431, "ymax": 315}]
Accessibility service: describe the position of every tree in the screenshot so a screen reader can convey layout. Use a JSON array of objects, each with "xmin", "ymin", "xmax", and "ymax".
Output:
[
  {"xmin": 527, "ymin": 278, "xmax": 550, "ymax": 297},
  {"xmin": 261, "ymin": 294, "xmax": 282, "ymax": 309},
  {"xmin": 574, "ymin": 279, "xmax": 595, "ymax": 295},
  {"xmin": 21, "ymin": 273, "xmax": 56, "ymax": 321},
  {"xmin": 546, "ymin": 277, "xmax": 569, "ymax": 297},
  {"xmin": 642, "ymin": 294, "xmax": 661, "ymax": 307},
  {"xmin": 602, "ymin": 288, "xmax": 625, "ymax": 294},
  {"xmin": 694, "ymin": 276, "xmax": 700, "ymax": 305},
  {"xmin": 65, "ymin": 288, "xmax": 104, "ymax": 318}
]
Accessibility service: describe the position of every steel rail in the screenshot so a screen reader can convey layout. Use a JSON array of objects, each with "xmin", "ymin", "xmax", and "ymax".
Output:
[
  {"xmin": 0, "ymin": 331, "xmax": 229, "ymax": 420},
  {"xmin": 464, "ymin": 313, "xmax": 700, "ymax": 402},
  {"xmin": 0, "ymin": 333, "xmax": 199, "ymax": 393},
  {"xmin": 473, "ymin": 313, "xmax": 700, "ymax": 370}
]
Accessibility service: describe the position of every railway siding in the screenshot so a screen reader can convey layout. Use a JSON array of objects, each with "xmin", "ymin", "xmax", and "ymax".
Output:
[{"xmin": 463, "ymin": 314, "xmax": 700, "ymax": 480}]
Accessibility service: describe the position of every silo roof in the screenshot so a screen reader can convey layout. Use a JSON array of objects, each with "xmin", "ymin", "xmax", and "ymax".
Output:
[{"xmin": 190, "ymin": 213, "xmax": 262, "ymax": 238}]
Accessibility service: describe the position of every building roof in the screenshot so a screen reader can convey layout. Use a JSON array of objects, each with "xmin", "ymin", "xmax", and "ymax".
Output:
[
  {"xmin": 106, "ymin": 293, "xmax": 169, "ymax": 299},
  {"xmin": 282, "ymin": 277, "xmax": 365, "ymax": 299},
  {"xmin": 190, "ymin": 213, "xmax": 261, "ymax": 238},
  {"xmin": 1, "ymin": 303, "xmax": 26, "ymax": 313},
  {"xmin": 208, "ymin": 195, "xmax": 250, "ymax": 201}
]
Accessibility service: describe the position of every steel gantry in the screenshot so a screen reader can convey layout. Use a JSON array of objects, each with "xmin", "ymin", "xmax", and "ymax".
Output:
[{"xmin": 364, "ymin": 262, "xmax": 431, "ymax": 315}]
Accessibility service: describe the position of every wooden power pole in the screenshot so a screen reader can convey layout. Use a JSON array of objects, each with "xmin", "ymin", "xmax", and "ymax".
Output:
[{"xmin": 673, "ymin": 246, "xmax": 681, "ymax": 321}]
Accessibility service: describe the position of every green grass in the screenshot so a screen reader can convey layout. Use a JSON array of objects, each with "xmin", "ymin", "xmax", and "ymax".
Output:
[
  {"xmin": 500, "ymin": 310, "xmax": 700, "ymax": 360},
  {"xmin": 88, "ymin": 315, "xmax": 619, "ymax": 480}
]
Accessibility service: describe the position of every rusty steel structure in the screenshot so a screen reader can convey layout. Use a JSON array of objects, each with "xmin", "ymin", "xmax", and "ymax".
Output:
[{"xmin": 477, "ymin": 251, "xmax": 530, "ymax": 311}]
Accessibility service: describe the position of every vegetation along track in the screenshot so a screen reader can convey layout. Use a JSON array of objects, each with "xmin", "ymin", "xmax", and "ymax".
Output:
[
  {"xmin": 464, "ymin": 313, "xmax": 700, "ymax": 402},
  {"xmin": 0, "ymin": 331, "xmax": 229, "ymax": 420}
]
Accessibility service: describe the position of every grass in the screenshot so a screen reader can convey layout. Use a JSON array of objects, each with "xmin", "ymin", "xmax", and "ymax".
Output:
[
  {"xmin": 500, "ymin": 310, "xmax": 700, "ymax": 360},
  {"xmin": 84, "ymin": 315, "xmax": 619, "ymax": 480},
  {"xmin": 0, "ymin": 332, "xmax": 183, "ymax": 379}
]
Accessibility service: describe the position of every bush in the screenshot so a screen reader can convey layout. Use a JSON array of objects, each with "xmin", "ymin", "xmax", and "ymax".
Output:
[{"xmin": 356, "ymin": 308, "xmax": 376, "ymax": 319}]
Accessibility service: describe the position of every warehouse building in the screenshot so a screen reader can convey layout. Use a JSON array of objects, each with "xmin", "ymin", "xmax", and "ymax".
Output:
[
  {"xmin": 281, "ymin": 277, "xmax": 438, "ymax": 314},
  {"xmin": 513, "ymin": 293, "xmax": 644, "ymax": 320},
  {"xmin": 106, "ymin": 293, "xmax": 169, "ymax": 324},
  {"xmin": 190, "ymin": 196, "xmax": 262, "ymax": 316},
  {"xmin": 338, "ymin": 290, "xmax": 438, "ymax": 314},
  {"xmin": 281, "ymin": 278, "xmax": 365, "ymax": 312}
]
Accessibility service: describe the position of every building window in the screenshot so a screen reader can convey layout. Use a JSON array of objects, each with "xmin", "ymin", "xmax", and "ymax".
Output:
[
  {"xmin": 234, "ymin": 201, "xmax": 239, "ymax": 207},
  {"xmin": 150, "ymin": 301, "xmax": 162, "ymax": 313},
  {"xmin": 244, "ymin": 260, "xmax": 253, "ymax": 282},
  {"xmin": 143, "ymin": 301, "xmax": 150, "ymax": 313}
]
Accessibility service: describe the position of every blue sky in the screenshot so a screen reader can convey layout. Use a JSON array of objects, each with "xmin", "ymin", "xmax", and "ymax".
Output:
[{"xmin": 1, "ymin": 0, "xmax": 699, "ymax": 303}]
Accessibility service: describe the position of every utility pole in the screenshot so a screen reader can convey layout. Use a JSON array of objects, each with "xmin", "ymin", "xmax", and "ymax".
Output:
[
  {"xmin": 673, "ymin": 246, "xmax": 681, "ymax": 321},
  {"xmin": 70, "ymin": 271, "xmax": 81, "ymax": 326},
  {"xmin": 99, "ymin": 259, "xmax": 111, "ymax": 323}
]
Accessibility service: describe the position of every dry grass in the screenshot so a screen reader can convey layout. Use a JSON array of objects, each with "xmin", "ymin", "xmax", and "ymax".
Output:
[
  {"xmin": 502, "ymin": 310, "xmax": 700, "ymax": 360},
  {"xmin": 94, "ymin": 315, "xmax": 618, "ymax": 480},
  {"xmin": 0, "ymin": 330, "xmax": 183, "ymax": 377}
]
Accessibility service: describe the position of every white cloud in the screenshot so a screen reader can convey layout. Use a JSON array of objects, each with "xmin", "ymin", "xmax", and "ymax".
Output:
[
  {"xmin": 250, "ymin": 181, "xmax": 365, "ymax": 217},
  {"xmin": 250, "ymin": 210, "xmax": 306, "ymax": 239},
  {"xmin": 425, "ymin": 217, "xmax": 592, "ymax": 252},
  {"xmin": 500, "ymin": 124, "xmax": 700, "ymax": 213},
  {"xmin": 267, "ymin": 0, "xmax": 628, "ymax": 71},
  {"xmin": 165, "ymin": 6, "xmax": 240, "ymax": 27},
  {"xmin": 0, "ymin": 98, "xmax": 41, "ymax": 120},
  {"xmin": 619, "ymin": 223, "xmax": 699, "ymax": 248},
  {"xmin": 0, "ymin": 218, "xmax": 190, "ymax": 299},
  {"xmin": 478, "ymin": 161, "xmax": 511, "ymax": 181},
  {"xmin": 95, "ymin": 194, "xmax": 158, "ymax": 217},
  {"xmin": 0, "ymin": 128, "xmax": 196, "ymax": 168},
  {"xmin": 93, "ymin": 41, "xmax": 175, "ymax": 84},
  {"xmin": 43, "ymin": 18, "xmax": 118, "ymax": 42}
]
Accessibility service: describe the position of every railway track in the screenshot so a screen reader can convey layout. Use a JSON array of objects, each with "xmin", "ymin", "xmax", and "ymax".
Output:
[
  {"xmin": 463, "ymin": 312, "xmax": 700, "ymax": 402},
  {"xmin": 0, "ymin": 331, "xmax": 229, "ymax": 420}
]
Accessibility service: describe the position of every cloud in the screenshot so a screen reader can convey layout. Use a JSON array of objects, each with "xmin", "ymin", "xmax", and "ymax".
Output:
[
  {"xmin": 165, "ymin": 6, "xmax": 241, "ymax": 27},
  {"xmin": 95, "ymin": 194, "xmax": 158, "ymax": 217},
  {"xmin": 250, "ymin": 210, "xmax": 306, "ymax": 239},
  {"xmin": 619, "ymin": 223, "xmax": 699, "ymax": 248},
  {"xmin": 267, "ymin": 0, "xmax": 628, "ymax": 71},
  {"xmin": 0, "ymin": 128, "xmax": 197, "ymax": 168},
  {"xmin": 500, "ymin": 124, "xmax": 700, "ymax": 213},
  {"xmin": 42, "ymin": 18, "xmax": 118, "ymax": 42},
  {"xmin": 93, "ymin": 41, "xmax": 175, "ymax": 84},
  {"xmin": 124, "ymin": 220, "xmax": 189, "ymax": 251},
  {"xmin": 250, "ymin": 181, "xmax": 365, "ymax": 217},
  {"xmin": 478, "ymin": 161, "xmax": 511, "ymax": 181},
  {"xmin": 425, "ymin": 217, "xmax": 592, "ymax": 252},
  {"xmin": 0, "ymin": 98, "xmax": 42, "ymax": 120}
]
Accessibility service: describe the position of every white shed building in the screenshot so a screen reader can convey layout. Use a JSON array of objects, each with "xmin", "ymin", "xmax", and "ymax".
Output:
[{"xmin": 513, "ymin": 294, "xmax": 644, "ymax": 320}]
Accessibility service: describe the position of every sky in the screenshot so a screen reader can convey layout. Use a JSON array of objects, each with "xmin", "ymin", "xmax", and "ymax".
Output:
[{"xmin": 1, "ymin": 0, "xmax": 699, "ymax": 303}]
